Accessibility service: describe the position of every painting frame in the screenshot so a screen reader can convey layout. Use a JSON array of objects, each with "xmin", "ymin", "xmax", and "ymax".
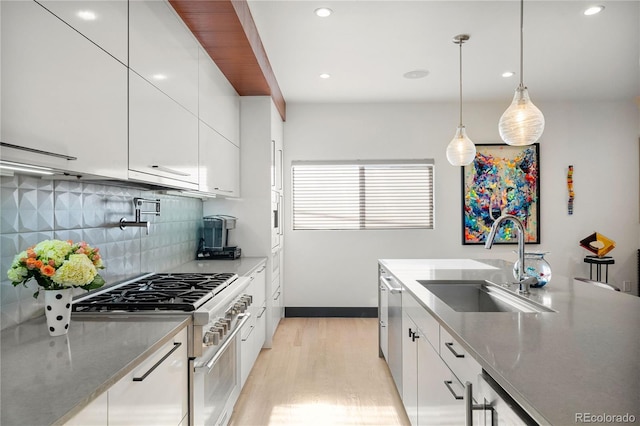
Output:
[{"xmin": 461, "ymin": 143, "xmax": 540, "ymax": 245}]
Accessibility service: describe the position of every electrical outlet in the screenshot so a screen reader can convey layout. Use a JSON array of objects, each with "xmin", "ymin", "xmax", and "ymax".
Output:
[{"xmin": 622, "ymin": 281, "xmax": 631, "ymax": 292}]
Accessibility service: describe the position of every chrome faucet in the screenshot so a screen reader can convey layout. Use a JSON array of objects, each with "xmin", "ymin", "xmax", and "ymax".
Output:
[{"xmin": 484, "ymin": 214, "xmax": 536, "ymax": 294}]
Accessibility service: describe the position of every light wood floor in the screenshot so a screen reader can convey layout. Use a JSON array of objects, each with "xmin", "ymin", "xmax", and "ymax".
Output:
[{"xmin": 229, "ymin": 317, "xmax": 410, "ymax": 426}]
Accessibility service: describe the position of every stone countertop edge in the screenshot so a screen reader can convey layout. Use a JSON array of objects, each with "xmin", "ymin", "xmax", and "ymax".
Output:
[{"xmin": 379, "ymin": 258, "xmax": 640, "ymax": 426}]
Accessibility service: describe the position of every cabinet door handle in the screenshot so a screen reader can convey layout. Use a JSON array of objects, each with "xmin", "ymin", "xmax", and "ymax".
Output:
[
  {"xmin": 257, "ymin": 266, "xmax": 266, "ymax": 273},
  {"xmin": 241, "ymin": 325, "xmax": 255, "ymax": 342},
  {"xmin": 257, "ymin": 306, "xmax": 267, "ymax": 318},
  {"xmin": 445, "ymin": 341, "xmax": 465, "ymax": 358},
  {"xmin": 133, "ymin": 342, "xmax": 182, "ymax": 382},
  {"xmin": 380, "ymin": 320, "xmax": 386, "ymax": 328},
  {"xmin": 0, "ymin": 142, "xmax": 77, "ymax": 160},
  {"xmin": 444, "ymin": 380, "xmax": 464, "ymax": 400},
  {"xmin": 380, "ymin": 276, "xmax": 402, "ymax": 294},
  {"xmin": 150, "ymin": 165, "xmax": 190, "ymax": 176},
  {"xmin": 274, "ymin": 291, "xmax": 281, "ymax": 301},
  {"xmin": 214, "ymin": 188, "xmax": 233, "ymax": 193}
]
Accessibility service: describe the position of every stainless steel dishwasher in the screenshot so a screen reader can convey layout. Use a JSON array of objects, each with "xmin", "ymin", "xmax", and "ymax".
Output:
[{"xmin": 379, "ymin": 266, "xmax": 403, "ymax": 395}]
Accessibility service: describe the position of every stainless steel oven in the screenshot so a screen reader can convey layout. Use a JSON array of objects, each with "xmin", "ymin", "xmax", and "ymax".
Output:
[{"xmin": 72, "ymin": 272, "xmax": 253, "ymax": 426}]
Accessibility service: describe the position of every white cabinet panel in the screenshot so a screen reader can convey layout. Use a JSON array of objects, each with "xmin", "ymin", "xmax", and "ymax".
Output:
[
  {"xmin": 1, "ymin": 0, "xmax": 128, "ymax": 179},
  {"xmin": 109, "ymin": 328, "xmax": 188, "ymax": 426},
  {"xmin": 199, "ymin": 50, "xmax": 240, "ymax": 146},
  {"xmin": 129, "ymin": 0, "xmax": 199, "ymax": 115},
  {"xmin": 199, "ymin": 121, "xmax": 239, "ymax": 196},
  {"xmin": 270, "ymin": 278, "xmax": 283, "ymax": 339},
  {"xmin": 64, "ymin": 391, "xmax": 108, "ymax": 426},
  {"xmin": 129, "ymin": 70, "xmax": 199, "ymax": 189},
  {"xmin": 37, "ymin": 0, "xmax": 128, "ymax": 64}
]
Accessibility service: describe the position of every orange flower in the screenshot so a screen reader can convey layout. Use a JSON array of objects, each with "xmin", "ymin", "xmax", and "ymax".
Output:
[
  {"xmin": 26, "ymin": 249, "xmax": 36, "ymax": 259},
  {"xmin": 34, "ymin": 260, "xmax": 43, "ymax": 269},
  {"xmin": 40, "ymin": 265, "xmax": 56, "ymax": 277},
  {"xmin": 25, "ymin": 258, "xmax": 39, "ymax": 269}
]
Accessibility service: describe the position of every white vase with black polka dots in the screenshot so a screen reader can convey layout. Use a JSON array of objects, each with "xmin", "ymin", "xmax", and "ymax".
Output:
[{"xmin": 44, "ymin": 289, "xmax": 73, "ymax": 336}]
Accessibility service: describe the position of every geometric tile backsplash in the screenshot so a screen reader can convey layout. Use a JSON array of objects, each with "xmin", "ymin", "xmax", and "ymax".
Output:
[{"xmin": 0, "ymin": 173, "xmax": 203, "ymax": 330}]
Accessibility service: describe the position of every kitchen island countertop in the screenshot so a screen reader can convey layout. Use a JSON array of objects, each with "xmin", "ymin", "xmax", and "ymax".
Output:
[
  {"xmin": 380, "ymin": 258, "xmax": 640, "ymax": 425},
  {"xmin": 1, "ymin": 314, "xmax": 191, "ymax": 426}
]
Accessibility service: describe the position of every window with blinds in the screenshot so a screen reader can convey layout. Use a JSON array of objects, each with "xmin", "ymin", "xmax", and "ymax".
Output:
[{"xmin": 292, "ymin": 160, "xmax": 434, "ymax": 230}]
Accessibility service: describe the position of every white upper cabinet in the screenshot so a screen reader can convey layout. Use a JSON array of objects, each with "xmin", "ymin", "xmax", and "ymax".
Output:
[
  {"xmin": 199, "ymin": 49, "xmax": 240, "ymax": 146},
  {"xmin": 0, "ymin": 1, "xmax": 128, "ymax": 180},
  {"xmin": 199, "ymin": 121, "xmax": 239, "ymax": 196},
  {"xmin": 36, "ymin": 0, "xmax": 128, "ymax": 64},
  {"xmin": 129, "ymin": 71, "xmax": 199, "ymax": 189},
  {"xmin": 129, "ymin": 0, "xmax": 199, "ymax": 115}
]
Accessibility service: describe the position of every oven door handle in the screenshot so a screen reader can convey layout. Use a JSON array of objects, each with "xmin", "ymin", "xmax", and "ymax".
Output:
[{"xmin": 196, "ymin": 313, "xmax": 251, "ymax": 373}]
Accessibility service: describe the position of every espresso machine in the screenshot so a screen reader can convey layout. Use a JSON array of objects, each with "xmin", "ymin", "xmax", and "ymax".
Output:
[{"xmin": 197, "ymin": 215, "xmax": 242, "ymax": 259}]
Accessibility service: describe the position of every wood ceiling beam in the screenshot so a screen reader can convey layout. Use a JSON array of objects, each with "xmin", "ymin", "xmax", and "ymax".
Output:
[{"xmin": 169, "ymin": 0, "xmax": 286, "ymax": 121}]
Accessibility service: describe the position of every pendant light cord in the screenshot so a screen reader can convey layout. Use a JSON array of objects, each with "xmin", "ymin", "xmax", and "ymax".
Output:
[
  {"xmin": 519, "ymin": 0, "xmax": 524, "ymax": 88},
  {"xmin": 459, "ymin": 39, "xmax": 463, "ymax": 127}
]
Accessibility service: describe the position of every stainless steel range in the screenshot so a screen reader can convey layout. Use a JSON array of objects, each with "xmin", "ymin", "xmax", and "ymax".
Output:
[{"xmin": 73, "ymin": 271, "xmax": 252, "ymax": 426}]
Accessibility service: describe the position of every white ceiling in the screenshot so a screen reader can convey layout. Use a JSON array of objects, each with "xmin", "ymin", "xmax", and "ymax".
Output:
[{"xmin": 247, "ymin": 0, "xmax": 640, "ymax": 104}]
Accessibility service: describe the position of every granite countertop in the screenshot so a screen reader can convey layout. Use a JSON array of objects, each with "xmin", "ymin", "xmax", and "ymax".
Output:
[
  {"xmin": 166, "ymin": 256, "xmax": 267, "ymax": 276},
  {"xmin": 380, "ymin": 258, "xmax": 640, "ymax": 425},
  {"xmin": 1, "ymin": 314, "xmax": 191, "ymax": 426}
]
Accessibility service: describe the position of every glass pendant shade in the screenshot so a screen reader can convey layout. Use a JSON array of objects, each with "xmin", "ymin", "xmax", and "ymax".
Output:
[
  {"xmin": 446, "ymin": 125, "xmax": 476, "ymax": 166},
  {"xmin": 499, "ymin": 86, "xmax": 545, "ymax": 146}
]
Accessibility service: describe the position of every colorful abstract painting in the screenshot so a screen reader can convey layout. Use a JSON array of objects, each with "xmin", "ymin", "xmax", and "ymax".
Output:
[{"xmin": 462, "ymin": 143, "xmax": 540, "ymax": 245}]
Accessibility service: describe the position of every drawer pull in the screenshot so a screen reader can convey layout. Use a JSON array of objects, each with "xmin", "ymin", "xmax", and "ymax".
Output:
[
  {"xmin": 257, "ymin": 306, "xmax": 267, "ymax": 319},
  {"xmin": 0, "ymin": 142, "xmax": 77, "ymax": 160},
  {"xmin": 133, "ymin": 342, "xmax": 182, "ymax": 382},
  {"xmin": 444, "ymin": 380, "xmax": 464, "ymax": 400},
  {"xmin": 150, "ymin": 165, "xmax": 190, "ymax": 176},
  {"xmin": 445, "ymin": 341, "xmax": 465, "ymax": 358}
]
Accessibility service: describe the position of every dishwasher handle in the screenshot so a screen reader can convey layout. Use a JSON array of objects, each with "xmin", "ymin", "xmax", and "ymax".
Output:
[{"xmin": 380, "ymin": 276, "xmax": 402, "ymax": 294}]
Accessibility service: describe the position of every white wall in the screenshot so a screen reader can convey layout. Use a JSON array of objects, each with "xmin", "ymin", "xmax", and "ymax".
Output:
[{"xmin": 283, "ymin": 100, "xmax": 640, "ymax": 308}]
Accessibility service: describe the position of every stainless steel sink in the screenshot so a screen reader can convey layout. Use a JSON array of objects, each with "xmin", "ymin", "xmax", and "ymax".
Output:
[{"xmin": 418, "ymin": 281, "xmax": 555, "ymax": 313}]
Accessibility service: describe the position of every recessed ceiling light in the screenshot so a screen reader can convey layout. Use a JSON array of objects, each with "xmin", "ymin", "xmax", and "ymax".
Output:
[
  {"xmin": 314, "ymin": 7, "xmax": 332, "ymax": 18},
  {"xmin": 403, "ymin": 70, "xmax": 429, "ymax": 79},
  {"xmin": 584, "ymin": 5, "xmax": 605, "ymax": 16},
  {"xmin": 502, "ymin": 71, "xmax": 515, "ymax": 78},
  {"xmin": 76, "ymin": 10, "xmax": 97, "ymax": 21},
  {"xmin": 319, "ymin": 73, "xmax": 331, "ymax": 79},
  {"xmin": 152, "ymin": 74, "xmax": 168, "ymax": 81}
]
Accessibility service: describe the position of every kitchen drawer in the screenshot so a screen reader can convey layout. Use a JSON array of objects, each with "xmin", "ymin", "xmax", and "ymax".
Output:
[
  {"xmin": 440, "ymin": 326, "xmax": 482, "ymax": 388},
  {"xmin": 403, "ymin": 291, "xmax": 439, "ymax": 349}
]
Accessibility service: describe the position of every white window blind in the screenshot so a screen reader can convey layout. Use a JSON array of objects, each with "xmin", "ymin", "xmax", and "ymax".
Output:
[{"xmin": 292, "ymin": 160, "xmax": 434, "ymax": 230}]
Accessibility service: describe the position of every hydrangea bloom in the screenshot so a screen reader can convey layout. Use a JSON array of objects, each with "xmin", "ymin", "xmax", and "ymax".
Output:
[{"xmin": 53, "ymin": 254, "xmax": 97, "ymax": 286}]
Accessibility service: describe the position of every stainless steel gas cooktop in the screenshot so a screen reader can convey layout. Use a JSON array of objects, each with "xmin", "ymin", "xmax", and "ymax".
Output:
[{"xmin": 72, "ymin": 272, "xmax": 238, "ymax": 312}]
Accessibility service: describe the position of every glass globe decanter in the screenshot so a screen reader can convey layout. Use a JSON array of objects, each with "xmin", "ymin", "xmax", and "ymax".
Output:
[{"xmin": 513, "ymin": 251, "xmax": 552, "ymax": 287}]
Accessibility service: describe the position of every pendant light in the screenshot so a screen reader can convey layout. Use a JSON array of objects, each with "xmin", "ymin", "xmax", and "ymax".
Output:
[
  {"xmin": 498, "ymin": 0, "xmax": 545, "ymax": 146},
  {"xmin": 446, "ymin": 34, "xmax": 476, "ymax": 166}
]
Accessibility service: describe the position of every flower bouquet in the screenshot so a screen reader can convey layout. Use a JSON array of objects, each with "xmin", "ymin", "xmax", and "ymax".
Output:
[{"xmin": 7, "ymin": 239, "xmax": 105, "ymax": 336}]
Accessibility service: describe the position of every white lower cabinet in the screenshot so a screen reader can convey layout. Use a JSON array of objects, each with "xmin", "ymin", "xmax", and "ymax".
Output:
[
  {"xmin": 269, "ymin": 276, "xmax": 283, "ymax": 340},
  {"xmin": 240, "ymin": 263, "xmax": 267, "ymax": 386},
  {"xmin": 129, "ymin": 70, "xmax": 199, "ymax": 189},
  {"xmin": 64, "ymin": 391, "xmax": 108, "ymax": 426},
  {"xmin": 109, "ymin": 327, "xmax": 188, "ymax": 425},
  {"xmin": 402, "ymin": 293, "xmax": 482, "ymax": 426},
  {"xmin": 1, "ymin": 0, "xmax": 128, "ymax": 179}
]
